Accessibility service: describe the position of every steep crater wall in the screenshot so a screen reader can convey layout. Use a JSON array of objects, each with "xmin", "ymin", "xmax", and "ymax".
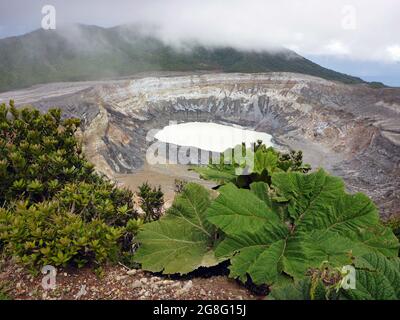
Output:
[{"xmin": 2, "ymin": 73, "xmax": 399, "ymax": 219}]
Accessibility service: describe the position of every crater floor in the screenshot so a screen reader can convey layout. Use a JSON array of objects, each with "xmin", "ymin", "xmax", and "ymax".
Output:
[{"xmin": 1, "ymin": 72, "xmax": 399, "ymax": 219}]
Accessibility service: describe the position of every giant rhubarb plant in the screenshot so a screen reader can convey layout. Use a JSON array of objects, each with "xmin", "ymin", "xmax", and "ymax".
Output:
[
  {"xmin": 208, "ymin": 169, "xmax": 398, "ymax": 285},
  {"xmin": 134, "ymin": 183, "xmax": 221, "ymax": 274},
  {"xmin": 135, "ymin": 167, "xmax": 399, "ymax": 287}
]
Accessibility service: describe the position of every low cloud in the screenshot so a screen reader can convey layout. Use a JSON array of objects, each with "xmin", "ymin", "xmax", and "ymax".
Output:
[
  {"xmin": 1, "ymin": 0, "xmax": 400, "ymax": 63},
  {"xmin": 321, "ymin": 41, "xmax": 351, "ymax": 56},
  {"xmin": 387, "ymin": 45, "xmax": 400, "ymax": 62}
]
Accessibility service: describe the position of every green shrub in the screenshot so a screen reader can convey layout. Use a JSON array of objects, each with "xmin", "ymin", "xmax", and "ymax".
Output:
[
  {"xmin": 0, "ymin": 102, "xmax": 138, "ymax": 269},
  {"xmin": 138, "ymin": 182, "xmax": 164, "ymax": 222},
  {"xmin": 119, "ymin": 218, "xmax": 145, "ymax": 267},
  {"xmin": 55, "ymin": 181, "xmax": 136, "ymax": 226},
  {"xmin": 0, "ymin": 101, "xmax": 136, "ymax": 207},
  {"xmin": 0, "ymin": 101, "xmax": 89, "ymax": 204},
  {"xmin": 0, "ymin": 202, "xmax": 122, "ymax": 269}
]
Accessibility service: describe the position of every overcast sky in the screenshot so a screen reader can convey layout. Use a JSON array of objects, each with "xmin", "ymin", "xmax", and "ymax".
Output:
[{"xmin": 0, "ymin": 0, "xmax": 399, "ymax": 85}]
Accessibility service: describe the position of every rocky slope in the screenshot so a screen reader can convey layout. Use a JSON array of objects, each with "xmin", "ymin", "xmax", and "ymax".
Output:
[{"xmin": 0, "ymin": 72, "xmax": 399, "ymax": 219}]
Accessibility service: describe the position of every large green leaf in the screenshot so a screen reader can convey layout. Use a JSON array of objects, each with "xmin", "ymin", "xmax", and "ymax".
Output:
[
  {"xmin": 191, "ymin": 165, "xmax": 237, "ymax": 185},
  {"xmin": 272, "ymin": 169, "xmax": 345, "ymax": 222},
  {"xmin": 208, "ymin": 170, "xmax": 399, "ymax": 285},
  {"xmin": 270, "ymin": 252, "xmax": 400, "ymax": 300},
  {"xmin": 207, "ymin": 183, "xmax": 280, "ymax": 235},
  {"xmin": 342, "ymin": 252, "xmax": 400, "ymax": 300},
  {"xmin": 134, "ymin": 183, "xmax": 220, "ymax": 274},
  {"xmin": 190, "ymin": 146, "xmax": 240, "ymax": 185},
  {"xmin": 253, "ymin": 147, "xmax": 279, "ymax": 175},
  {"xmin": 269, "ymin": 278, "xmax": 331, "ymax": 300},
  {"xmin": 250, "ymin": 181, "xmax": 287, "ymax": 221}
]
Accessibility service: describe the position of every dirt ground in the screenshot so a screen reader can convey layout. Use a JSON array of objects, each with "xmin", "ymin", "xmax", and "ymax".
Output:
[
  {"xmin": 0, "ymin": 163, "xmax": 261, "ymax": 301},
  {"xmin": 0, "ymin": 259, "xmax": 258, "ymax": 300},
  {"xmin": 115, "ymin": 161, "xmax": 216, "ymax": 204}
]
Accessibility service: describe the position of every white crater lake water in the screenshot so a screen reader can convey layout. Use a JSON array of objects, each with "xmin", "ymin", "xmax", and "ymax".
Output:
[{"xmin": 154, "ymin": 122, "xmax": 274, "ymax": 153}]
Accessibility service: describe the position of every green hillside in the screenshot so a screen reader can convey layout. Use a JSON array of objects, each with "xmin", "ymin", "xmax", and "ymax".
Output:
[{"xmin": 0, "ymin": 24, "xmax": 364, "ymax": 92}]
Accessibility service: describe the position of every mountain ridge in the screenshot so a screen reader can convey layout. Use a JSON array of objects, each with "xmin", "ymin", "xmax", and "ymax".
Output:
[{"xmin": 0, "ymin": 24, "xmax": 365, "ymax": 92}]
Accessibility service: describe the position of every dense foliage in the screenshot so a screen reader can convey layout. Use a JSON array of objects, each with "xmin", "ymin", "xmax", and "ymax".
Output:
[
  {"xmin": 270, "ymin": 252, "xmax": 400, "ymax": 300},
  {"xmin": 192, "ymin": 141, "xmax": 311, "ymax": 189},
  {"xmin": 208, "ymin": 171, "xmax": 397, "ymax": 286},
  {"xmin": 0, "ymin": 102, "xmax": 139, "ymax": 269},
  {"xmin": 0, "ymin": 202, "xmax": 122, "ymax": 268},
  {"xmin": 135, "ymin": 143, "xmax": 400, "ymax": 300},
  {"xmin": 0, "ymin": 101, "xmax": 133, "ymax": 208},
  {"xmin": 138, "ymin": 182, "xmax": 164, "ymax": 223}
]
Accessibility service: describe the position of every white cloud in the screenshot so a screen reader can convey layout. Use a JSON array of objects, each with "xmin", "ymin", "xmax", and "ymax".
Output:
[
  {"xmin": 1, "ymin": 0, "xmax": 400, "ymax": 63},
  {"xmin": 125, "ymin": 0, "xmax": 400, "ymax": 62},
  {"xmin": 322, "ymin": 41, "xmax": 351, "ymax": 56},
  {"xmin": 387, "ymin": 45, "xmax": 400, "ymax": 62}
]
